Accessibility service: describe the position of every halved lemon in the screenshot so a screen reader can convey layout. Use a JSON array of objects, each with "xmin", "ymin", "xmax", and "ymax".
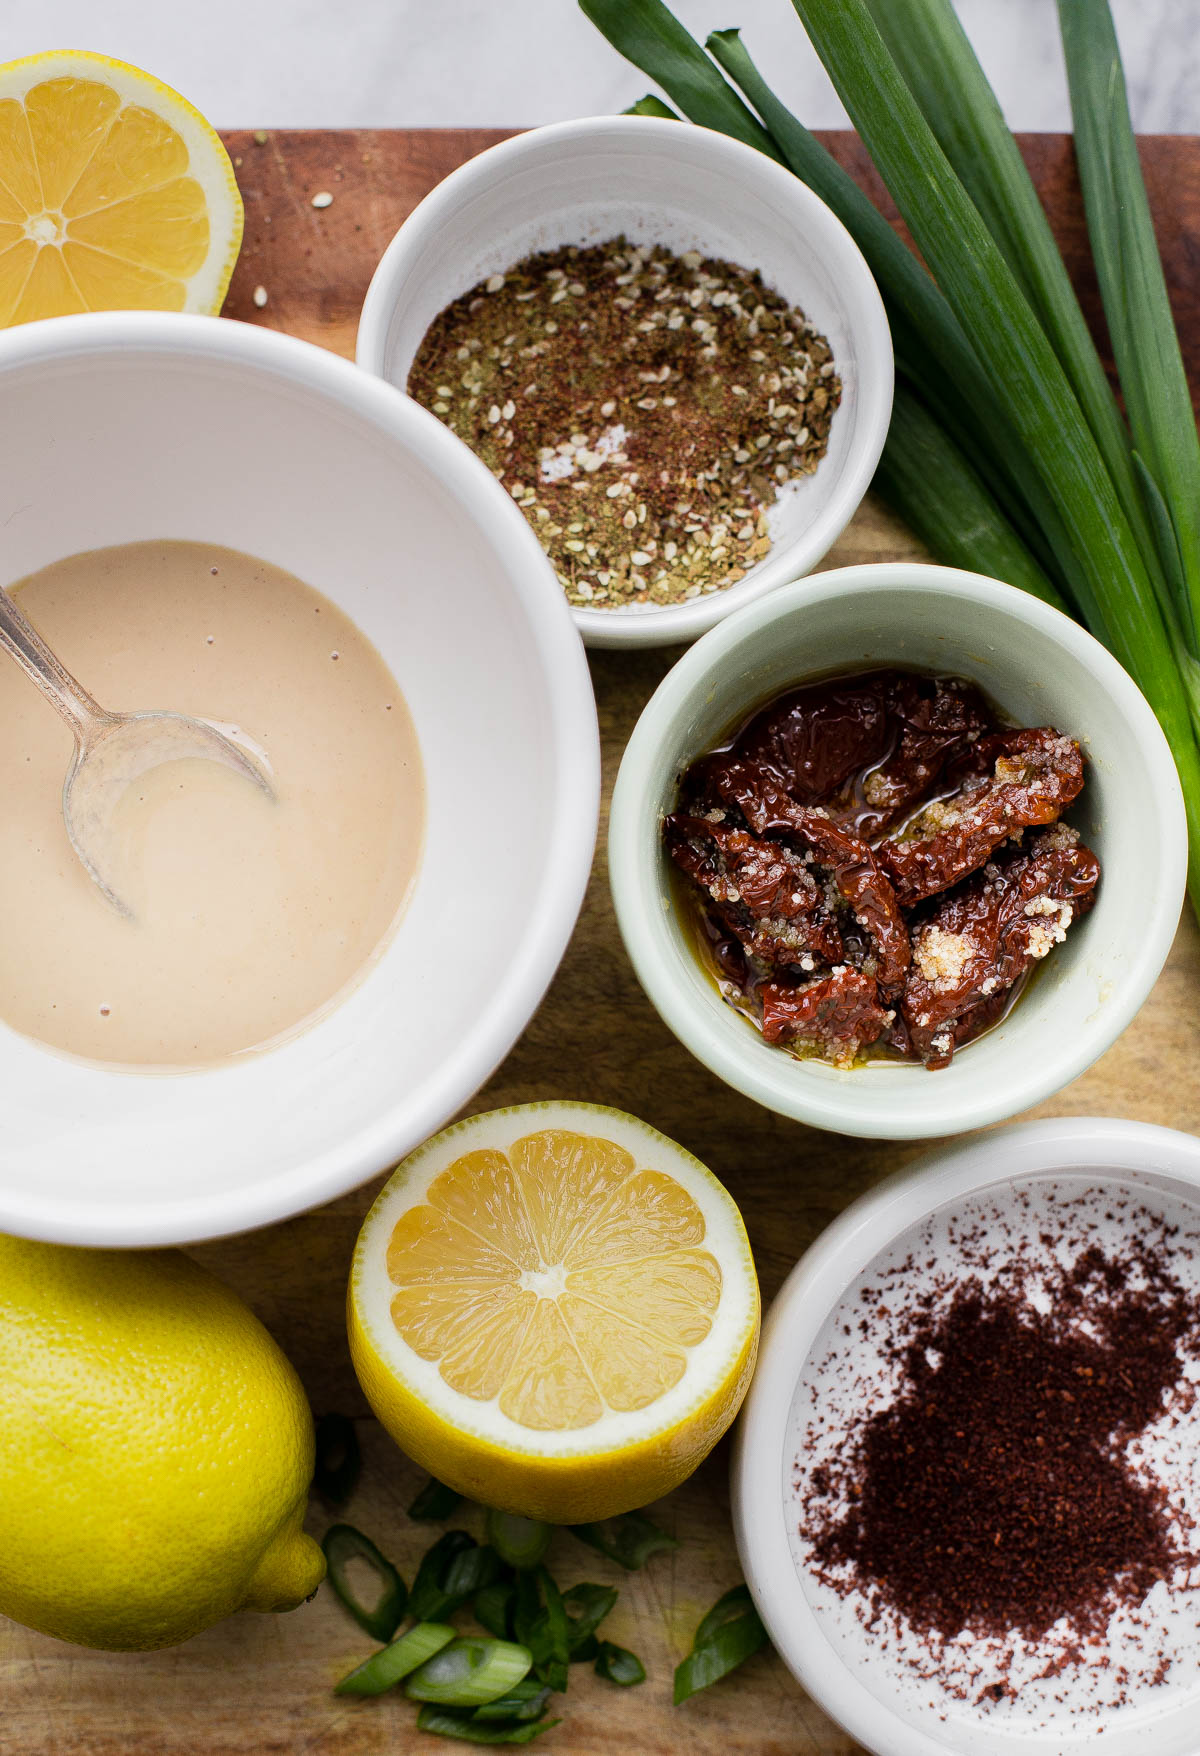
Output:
[
  {"xmin": 0, "ymin": 50, "xmax": 242, "ymax": 326},
  {"xmin": 349, "ymin": 1102, "xmax": 760, "ymax": 1523}
]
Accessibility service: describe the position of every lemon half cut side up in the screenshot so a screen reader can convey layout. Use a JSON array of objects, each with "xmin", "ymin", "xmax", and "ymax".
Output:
[
  {"xmin": 0, "ymin": 50, "xmax": 243, "ymax": 325},
  {"xmin": 349, "ymin": 1101, "xmax": 761, "ymax": 1525}
]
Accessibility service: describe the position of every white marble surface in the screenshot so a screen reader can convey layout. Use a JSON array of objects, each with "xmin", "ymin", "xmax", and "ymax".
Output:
[{"xmin": 5, "ymin": 0, "xmax": 1197, "ymax": 132}]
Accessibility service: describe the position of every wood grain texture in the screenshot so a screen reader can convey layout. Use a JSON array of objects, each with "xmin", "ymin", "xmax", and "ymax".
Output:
[{"xmin": 3, "ymin": 129, "xmax": 1199, "ymax": 1756}]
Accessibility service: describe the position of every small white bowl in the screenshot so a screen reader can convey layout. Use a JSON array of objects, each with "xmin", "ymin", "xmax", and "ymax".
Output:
[
  {"xmin": 0, "ymin": 312, "xmax": 599, "ymax": 1247},
  {"xmin": 608, "ymin": 562, "xmax": 1187, "ymax": 1138},
  {"xmin": 732, "ymin": 1117, "xmax": 1200, "ymax": 1756},
  {"xmin": 356, "ymin": 116, "xmax": 893, "ymax": 650}
]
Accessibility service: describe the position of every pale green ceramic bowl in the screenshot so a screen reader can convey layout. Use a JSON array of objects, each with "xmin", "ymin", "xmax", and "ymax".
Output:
[{"xmin": 607, "ymin": 563, "xmax": 1186, "ymax": 1139}]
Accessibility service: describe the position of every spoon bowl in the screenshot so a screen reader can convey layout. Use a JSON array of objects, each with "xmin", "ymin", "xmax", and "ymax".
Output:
[
  {"xmin": 0, "ymin": 582, "xmax": 273, "ymax": 918},
  {"xmin": 64, "ymin": 710, "xmax": 274, "ymax": 917}
]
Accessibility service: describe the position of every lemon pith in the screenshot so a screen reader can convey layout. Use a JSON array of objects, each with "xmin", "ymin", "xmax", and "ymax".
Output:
[
  {"xmin": 0, "ymin": 1238, "xmax": 324, "ymax": 1651},
  {"xmin": 0, "ymin": 50, "xmax": 242, "ymax": 324},
  {"xmin": 349, "ymin": 1102, "xmax": 760, "ymax": 1523}
]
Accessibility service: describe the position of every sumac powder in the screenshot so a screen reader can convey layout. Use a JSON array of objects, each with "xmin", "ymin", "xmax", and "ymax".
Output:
[{"xmin": 799, "ymin": 1181, "xmax": 1200, "ymax": 1708}]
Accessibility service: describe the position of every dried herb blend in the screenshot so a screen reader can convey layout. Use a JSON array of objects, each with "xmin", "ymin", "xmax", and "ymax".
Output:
[
  {"xmin": 408, "ymin": 237, "xmax": 841, "ymax": 609},
  {"xmin": 800, "ymin": 1184, "xmax": 1200, "ymax": 1708}
]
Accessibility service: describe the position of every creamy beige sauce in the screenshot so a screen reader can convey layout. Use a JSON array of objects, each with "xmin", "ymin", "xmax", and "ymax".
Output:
[{"xmin": 0, "ymin": 541, "xmax": 424, "ymax": 1067}]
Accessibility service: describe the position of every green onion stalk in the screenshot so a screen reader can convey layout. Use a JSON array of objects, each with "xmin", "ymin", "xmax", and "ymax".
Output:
[{"xmin": 583, "ymin": 0, "xmax": 1200, "ymax": 916}]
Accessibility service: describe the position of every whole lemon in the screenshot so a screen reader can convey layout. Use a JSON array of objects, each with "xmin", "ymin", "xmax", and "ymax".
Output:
[{"xmin": 0, "ymin": 1237, "xmax": 325, "ymax": 1650}]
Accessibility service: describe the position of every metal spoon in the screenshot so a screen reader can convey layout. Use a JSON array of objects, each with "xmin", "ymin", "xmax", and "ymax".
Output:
[{"xmin": 0, "ymin": 582, "xmax": 274, "ymax": 919}]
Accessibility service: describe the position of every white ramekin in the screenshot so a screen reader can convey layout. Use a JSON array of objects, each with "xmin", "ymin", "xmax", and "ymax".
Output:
[
  {"xmin": 732, "ymin": 1117, "xmax": 1200, "ymax": 1755},
  {"xmin": 608, "ymin": 562, "xmax": 1187, "ymax": 1138},
  {"xmin": 356, "ymin": 117, "xmax": 893, "ymax": 650},
  {"xmin": 0, "ymin": 311, "xmax": 599, "ymax": 1247}
]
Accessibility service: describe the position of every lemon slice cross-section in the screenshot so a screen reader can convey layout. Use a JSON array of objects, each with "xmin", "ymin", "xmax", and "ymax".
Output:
[
  {"xmin": 0, "ymin": 50, "xmax": 243, "ymax": 326},
  {"xmin": 349, "ymin": 1102, "xmax": 760, "ymax": 1523}
]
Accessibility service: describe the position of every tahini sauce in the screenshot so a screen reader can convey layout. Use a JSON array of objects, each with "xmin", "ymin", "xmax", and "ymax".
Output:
[{"xmin": 0, "ymin": 541, "xmax": 424, "ymax": 1066}]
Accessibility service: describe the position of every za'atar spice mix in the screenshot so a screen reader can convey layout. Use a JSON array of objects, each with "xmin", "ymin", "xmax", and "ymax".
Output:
[{"xmin": 408, "ymin": 236, "xmax": 840, "ymax": 609}]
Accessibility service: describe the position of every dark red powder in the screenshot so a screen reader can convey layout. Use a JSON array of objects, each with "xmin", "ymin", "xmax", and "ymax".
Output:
[{"xmin": 805, "ymin": 1241, "xmax": 1199, "ymax": 1652}]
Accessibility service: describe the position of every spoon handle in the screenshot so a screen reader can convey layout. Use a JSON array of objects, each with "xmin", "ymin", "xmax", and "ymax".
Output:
[{"xmin": 0, "ymin": 584, "xmax": 109, "ymax": 740}]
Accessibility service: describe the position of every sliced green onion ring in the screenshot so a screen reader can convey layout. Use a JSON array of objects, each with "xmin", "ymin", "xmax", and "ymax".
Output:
[
  {"xmin": 415, "ymin": 1707, "xmax": 561, "ymax": 1745},
  {"xmin": 408, "ymin": 1477, "xmax": 463, "ymax": 1521},
  {"xmin": 570, "ymin": 1511, "xmax": 678, "ymax": 1571},
  {"xmin": 321, "ymin": 1524, "xmax": 407, "ymax": 1642},
  {"xmin": 406, "ymin": 1637, "xmax": 534, "ymax": 1708},
  {"xmin": 485, "ymin": 1510, "xmax": 553, "ymax": 1572},
  {"xmin": 673, "ymin": 1586, "xmax": 768, "ymax": 1703},
  {"xmin": 473, "ymin": 1581, "xmax": 516, "ymax": 1641},
  {"xmin": 562, "ymin": 1582, "xmax": 618, "ymax": 1656},
  {"xmin": 409, "ymin": 1532, "xmax": 503, "ymax": 1622},
  {"xmin": 693, "ymin": 1583, "xmax": 757, "ymax": 1647},
  {"xmin": 594, "ymin": 1641, "xmax": 647, "ymax": 1686},
  {"xmin": 471, "ymin": 1680, "xmax": 553, "ymax": 1722},
  {"xmin": 334, "ymin": 1621, "xmax": 456, "ymax": 1697},
  {"xmin": 512, "ymin": 1567, "xmax": 569, "ymax": 1692}
]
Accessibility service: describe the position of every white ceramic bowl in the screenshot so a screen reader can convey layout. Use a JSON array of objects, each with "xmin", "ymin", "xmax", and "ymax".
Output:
[
  {"xmin": 356, "ymin": 116, "xmax": 893, "ymax": 650},
  {"xmin": 0, "ymin": 312, "xmax": 599, "ymax": 1248},
  {"xmin": 608, "ymin": 562, "xmax": 1187, "ymax": 1138},
  {"xmin": 732, "ymin": 1117, "xmax": 1200, "ymax": 1756}
]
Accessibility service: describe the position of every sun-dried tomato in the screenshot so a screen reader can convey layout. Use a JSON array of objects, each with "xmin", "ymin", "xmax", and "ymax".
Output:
[
  {"xmin": 828, "ymin": 672, "xmax": 994, "ymax": 837},
  {"xmin": 760, "ymin": 967, "xmax": 893, "ymax": 1063},
  {"xmin": 878, "ymin": 728, "xmax": 1085, "ymax": 906},
  {"xmin": 900, "ymin": 825, "xmax": 1100, "ymax": 1067},
  {"xmin": 694, "ymin": 669, "xmax": 992, "ymax": 836},
  {"xmin": 663, "ymin": 812, "xmax": 844, "ymax": 970},
  {"xmin": 711, "ymin": 761, "xmax": 911, "ymax": 994},
  {"xmin": 664, "ymin": 669, "xmax": 1099, "ymax": 1072}
]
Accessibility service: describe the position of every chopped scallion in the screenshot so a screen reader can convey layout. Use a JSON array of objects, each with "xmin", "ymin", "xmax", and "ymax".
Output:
[
  {"xmin": 594, "ymin": 1641, "xmax": 646, "ymax": 1685},
  {"xmin": 334, "ymin": 1621, "xmax": 456, "ymax": 1697},
  {"xmin": 416, "ymin": 1706, "xmax": 561, "ymax": 1745},
  {"xmin": 473, "ymin": 1581, "xmax": 516, "ymax": 1641},
  {"xmin": 673, "ymin": 1585, "xmax": 768, "ymax": 1703},
  {"xmin": 406, "ymin": 1637, "xmax": 533, "ymax": 1708},
  {"xmin": 513, "ymin": 1567, "xmax": 570, "ymax": 1692},
  {"xmin": 485, "ymin": 1509, "xmax": 553, "ymax": 1571},
  {"xmin": 410, "ymin": 1533, "xmax": 503, "ymax": 1622},
  {"xmin": 321, "ymin": 1524, "xmax": 407, "ymax": 1643},
  {"xmin": 570, "ymin": 1511, "xmax": 678, "ymax": 1570},
  {"xmin": 561, "ymin": 1582, "xmax": 618, "ymax": 1657},
  {"xmin": 471, "ymin": 1680, "xmax": 554, "ymax": 1722},
  {"xmin": 408, "ymin": 1477, "xmax": 463, "ymax": 1521}
]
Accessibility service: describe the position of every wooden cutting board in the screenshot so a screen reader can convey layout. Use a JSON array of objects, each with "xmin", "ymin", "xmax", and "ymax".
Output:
[{"xmin": 3, "ymin": 129, "xmax": 1198, "ymax": 1756}]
